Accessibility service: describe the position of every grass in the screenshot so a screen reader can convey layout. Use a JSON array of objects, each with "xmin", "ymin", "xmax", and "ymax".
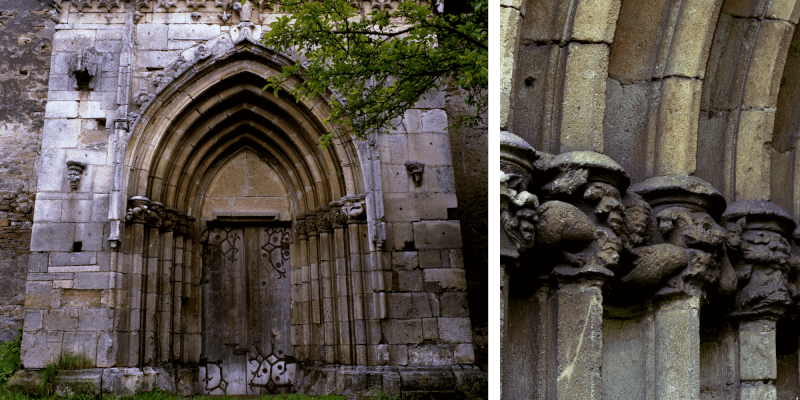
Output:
[
  {"xmin": 0, "ymin": 330, "xmax": 22, "ymax": 388},
  {"xmin": 39, "ymin": 352, "xmax": 93, "ymax": 397}
]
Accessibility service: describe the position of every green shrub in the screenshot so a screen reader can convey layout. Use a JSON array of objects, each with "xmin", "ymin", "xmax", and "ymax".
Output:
[{"xmin": 0, "ymin": 329, "xmax": 22, "ymax": 388}]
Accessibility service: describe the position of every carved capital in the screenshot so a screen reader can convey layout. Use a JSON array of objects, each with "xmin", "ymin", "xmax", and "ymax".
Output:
[
  {"xmin": 125, "ymin": 196, "xmax": 151, "ymax": 225},
  {"xmin": 622, "ymin": 175, "xmax": 732, "ymax": 298},
  {"xmin": 317, "ymin": 209, "xmax": 332, "ymax": 232},
  {"xmin": 723, "ymin": 200, "xmax": 796, "ymax": 318},
  {"xmin": 161, "ymin": 206, "xmax": 179, "ymax": 232},
  {"xmin": 329, "ymin": 201, "xmax": 348, "ymax": 227},
  {"xmin": 147, "ymin": 201, "xmax": 164, "ymax": 229}
]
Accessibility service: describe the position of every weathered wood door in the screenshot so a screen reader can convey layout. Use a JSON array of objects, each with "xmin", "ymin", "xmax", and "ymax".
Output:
[{"xmin": 199, "ymin": 225, "xmax": 295, "ymax": 395}]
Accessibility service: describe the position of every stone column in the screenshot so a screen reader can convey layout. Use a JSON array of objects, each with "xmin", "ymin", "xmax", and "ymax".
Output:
[
  {"xmin": 306, "ymin": 214, "xmax": 321, "ymax": 361},
  {"xmin": 722, "ymin": 200, "xmax": 796, "ymax": 400},
  {"xmin": 119, "ymin": 196, "xmax": 150, "ymax": 366},
  {"xmin": 158, "ymin": 206, "xmax": 178, "ymax": 363},
  {"xmin": 627, "ymin": 175, "xmax": 733, "ymax": 400},
  {"xmin": 142, "ymin": 201, "xmax": 163, "ymax": 364},
  {"xmin": 330, "ymin": 204, "xmax": 350, "ymax": 364}
]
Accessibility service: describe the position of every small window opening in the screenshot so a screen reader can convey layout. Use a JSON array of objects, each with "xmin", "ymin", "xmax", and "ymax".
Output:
[
  {"xmin": 97, "ymin": 118, "xmax": 106, "ymax": 129},
  {"xmin": 72, "ymin": 241, "xmax": 82, "ymax": 252},
  {"xmin": 19, "ymin": 70, "xmax": 28, "ymax": 76},
  {"xmin": 525, "ymin": 76, "xmax": 535, "ymax": 87}
]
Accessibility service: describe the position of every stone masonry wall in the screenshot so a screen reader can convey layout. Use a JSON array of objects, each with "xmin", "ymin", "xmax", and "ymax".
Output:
[{"xmin": 0, "ymin": 0, "xmax": 54, "ymax": 342}]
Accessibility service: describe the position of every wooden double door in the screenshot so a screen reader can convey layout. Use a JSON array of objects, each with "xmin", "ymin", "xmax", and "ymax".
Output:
[{"xmin": 199, "ymin": 224, "xmax": 295, "ymax": 395}]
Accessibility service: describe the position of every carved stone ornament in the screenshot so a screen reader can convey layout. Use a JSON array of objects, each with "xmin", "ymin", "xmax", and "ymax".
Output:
[
  {"xmin": 65, "ymin": 161, "xmax": 87, "ymax": 191},
  {"xmin": 317, "ymin": 210, "xmax": 332, "ymax": 232},
  {"xmin": 147, "ymin": 201, "xmax": 164, "ymax": 228},
  {"xmin": 621, "ymin": 175, "xmax": 735, "ymax": 298},
  {"xmin": 405, "ymin": 161, "xmax": 425, "ymax": 187},
  {"xmin": 68, "ymin": 47, "xmax": 99, "ymax": 91},
  {"xmin": 295, "ymin": 216, "xmax": 307, "ymax": 236},
  {"xmin": 162, "ymin": 206, "xmax": 179, "ymax": 231},
  {"xmin": 329, "ymin": 201, "xmax": 348, "ymax": 226},
  {"xmin": 343, "ymin": 196, "xmax": 366, "ymax": 221},
  {"xmin": 499, "ymin": 131, "xmax": 539, "ymax": 259},
  {"xmin": 723, "ymin": 200, "xmax": 799, "ymax": 318},
  {"xmin": 125, "ymin": 196, "xmax": 151, "ymax": 224},
  {"xmin": 536, "ymin": 151, "xmax": 629, "ymax": 278},
  {"xmin": 134, "ymin": 90, "xmax": 155, "ymax": 108}
]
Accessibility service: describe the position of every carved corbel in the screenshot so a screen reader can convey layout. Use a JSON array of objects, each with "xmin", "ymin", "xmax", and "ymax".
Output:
[
  {"xmin": 621, "ymin": 175, "xmax": 734, "ymax": 298},
  {"xmin": 176, "ymin": 214, "xmax": 190, "ymax": 237},
  {"xmin": 295, "ymin": 216, "xmax": 308, "ymax": 237},
  {"xmin": 65, "ymin": 161, "xmax": 86, "ymax": 190},
  {"xmin": 723, "ymin": 200, "xmax": 797, "ymax": 319},
  {"xmin": 405, "ymin": 161, "xmax": 425, "ymax": 187},
  {"xmin": 342, "ymin": 196, "xmax": 367, "ymax": 222},
  {"xmin": 68, "ymin": 47, "xmax": 99, "ymax": 91},
  {"xmin": 186, "ymin": 0, "xmax": 206, "ymax": 11},
  {"xmin": 125, "ymin": 196, "xmax": 151, "ymax": 224},
  {"xmin": 134, "ymin": 90, "xmax": 155, "ymax": 108}
]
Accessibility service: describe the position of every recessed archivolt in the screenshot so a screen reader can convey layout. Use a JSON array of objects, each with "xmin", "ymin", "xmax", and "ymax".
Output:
[{"xmin": 123, "ymin": 43, "xmax": 363, "ymax": 221}]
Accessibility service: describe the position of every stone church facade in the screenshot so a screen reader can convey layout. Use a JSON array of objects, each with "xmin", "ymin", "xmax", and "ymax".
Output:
[
  {"xmin": 502, "ymin": 0, "xmax": 800, "ymax": 399},
  {"xmin": 0, "ymin": 0, "xmax": 487, "ymax": 397}
]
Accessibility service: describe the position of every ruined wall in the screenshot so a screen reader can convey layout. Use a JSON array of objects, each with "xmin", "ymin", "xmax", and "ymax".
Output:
[{"xmin": 0, "ymin": 0, "xmax": 53, "ymax": 342}]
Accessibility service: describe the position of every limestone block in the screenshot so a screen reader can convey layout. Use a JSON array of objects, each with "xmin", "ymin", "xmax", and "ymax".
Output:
[
  {"xmin": 500, "ymin": 6, "xmax": 522, "ymax": 130},
  {"xmin": 42, "ymin": 119, "xmax": 80, "ymax": 149},
  {"xmin": 150, "ymin": 12, "xmax": 188, "ymax": 24},
  {"xmin": 74, "ymin": 273, "xmax": 110, "ymax": 290},
  {"xmin": 24, "ymin": 311, "xmax": 43, "ymax": 332},
  {"xmin": 654, "ymin": 295, "xmax": 701, "ymax": 400},
  {"xmin": 75, "ymin": 222, "xmax": 106, "ymax": 251},
  {"xmin": 415, "ymin": 90, "xmax": 446, "ymax": 109},
  {"xmin": 45, "ymin": 101, "xmax": 79, "ymax": 118},
  {"xmin": 43, "ymin": 309, "xmax": 79, "ymax": 331},
  {"xmin": 413, "ymin": 220, "xmax": 462, "ymax": 249},
  {"xmin": 398, "ymin": 270, "xmax": 423, "ymax": 292},
  {"xmin": 742, "ymin": 20, "xmax": 794, "ymax": 109},
  {"xmin": 557, "ymin": 282, "xmax": 604, "ymax": 400},
  {"xmin": 31, "ymin": 223, "xmax": 75, "ymax": 252},
  {"xmin": 386, "ymin": 293, "xmax": 432, "ymax": 319},
  {"xmin": 62, "ymin": 200, "xmax": 93, "ymax": 223},
  {"xmin": 572, "ymin": 0, "xmax": 621, "ymax": 43},
  {"xmin": 91, "ymin": 194, "xmax": 110, "ymax": 221},
  {"xmin": 167, "ymin": 24, "xmax": 220, "ymax": 40},
  {"xmin": 438, "ymin": 317, "xmax": 472, "ymax": 343},
  {"xmin": 740, "ymin": 383, "xmax": 777, "ymax": 400},
  {"xmin": 407, "ymin": 133, "xmax": 453, "ymax": 166},
  {"xmin": 440, "ymin": 292, "xmax": 470, "ymax": 317},
  {"xmin": 419, "ymin": 249, "xmax": 441, "ymax": 269},
  {"xmin": 422, "ymin": 318, "xmax": 438, "ymax": 340},
  {"xmin": 50, "ymin": 252, "xmax": 96, "ymax": 266},
  {"xmin": 21, "ymin": 332, "xmax": 62, "ymax": 368},
  {"xmin": 388, "ymin": 134, "xmax": 410, "ymax": 163},
  {"xmin": 53, "ymin": 30, "xmax": 96, "ymax": 52},
  {"xmin": 95, "ymin": 39, "xmax": 121, "ymax": 54},
  {"xmin": 134, "ymin": 51, "xmax": 177, "ymax": 69},
  {"xmin": 61, "ymin": 290, "xmax": 101, "ymax": 307},
  {"xmin": 454, "ymin": 343, "xmax": 475, "ymax": 363},
  {"xmin": 29, "ymin": 253, "xmax": 48, "ymax": 273},
  {"xmin": 655, "ymin": 77, "xmax": 702, "ymax": 176},
  {"xmin": 384, "ymin": 194, "xmax": 420, "ymax": 222},
  {"xmin": 739, "ymin": 320, "xmax": 777, "ymax": 381},
  {"xmin": 78, "ymin": 101, "xmax": 105, "ymax": 119},
  {"xmin": 561, "ymin": 43, "xmax": 609, "ymax": 153},
  {"xmin": 734, "ymin": 110, "xmax": 773, "ymax": 201},
  {"xmin": 34, "ymin": 199, "xmax": 63, "ymax": 222},
  {"xmin": 381, "ymin": 319, "xmax": 423, "ymax": 344},
  {"xmin": 137, "ymin": 24, "xmax": 169, "ymax": 50},
  {"xmin": 391, "ymin": 223, "xmax": 414, "ymax": 251},
  {"xmin": 79, "ymin": 308, "xmax": 111, "ymax": 331},
  {"xmin": 663, "ymin": 0, "xmax": 721, "ymax": 78},
  {"xmin": 424, "ymin": 269, "xmax": 467, "ymax": 291},
  {"xmin": 421, "ymin": 109, "xmax": 448, "ymax": 133},
  {"xmin": 66, "ymin": 149, "xmax": 107, "ymax": 166},
  {"xmin": 389, "ymin": 345, "xmax": 408, "ymax": 365},
  {"xmin": 391, "ymin": 251, "xmax": 418, "ymax": 270},
  {"xmin": 63, "ymin": 331, "xmax": 98, "ymax": 360},
  {"xmin": 49, "ymin": 75, "xmax": 70, "ymax": 91},
  {"xmin": 24, "ymin": 281, "xmax": 51, "ymax": 309},
  {"xmin": 385, "ymin": 164, "xmax": 411, "ymax": 193},
  {"xmin": 449, "ymin": 249, "xmax": 463, "ymax": 269},
  {"xmin": 417, "ymin": 193, "xmax": 457, "ymax": 220},
  {"xmin": 407, "ymin": 344, "xmax": 454, "ymax": 366},
  {"xmin": 96, "ymin": 332, "xmax": 117, "ymax": 367}
]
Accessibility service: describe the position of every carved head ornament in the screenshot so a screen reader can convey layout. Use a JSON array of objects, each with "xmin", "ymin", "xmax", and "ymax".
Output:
[{"xmin": 65, "ymin": 161, "xmax": 87, "ymax": 190}]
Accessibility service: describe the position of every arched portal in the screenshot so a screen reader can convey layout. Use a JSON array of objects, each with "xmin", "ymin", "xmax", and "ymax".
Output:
[{"xmin": 114, "ymin": 42, "xmax": 377, "ymax": 395}]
